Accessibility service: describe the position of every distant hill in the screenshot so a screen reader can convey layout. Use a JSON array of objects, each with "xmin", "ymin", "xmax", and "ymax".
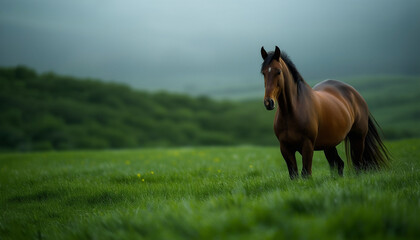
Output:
[
  {"xmin": 0, "ymin": 66, "xmax": 418, "ymax": 151},
  {"xmin": 198, "ymin": 75, "xmax": 420, "ymax": 140},
  {"xmin": 0, "ymin": 66, "xmax": 276, "ymax": 151},
  {"xmin": 340, "ymin": 76, "xmax": 420, "ymax": 140}
]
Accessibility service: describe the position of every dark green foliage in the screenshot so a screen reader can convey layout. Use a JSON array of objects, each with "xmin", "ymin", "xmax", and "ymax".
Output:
[
  {"xmin": 0, "ymin": 66, "xmax": 275, "ymax": 151},
  {"xmin": 0, "ymin": 66, "xmax": 418, "ymax": 151}
]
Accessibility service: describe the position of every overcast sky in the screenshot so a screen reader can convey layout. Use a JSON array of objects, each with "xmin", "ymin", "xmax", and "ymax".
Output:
[{"xmin": 1, "ymin": 0, "xmax": 419, "ymax": 93}]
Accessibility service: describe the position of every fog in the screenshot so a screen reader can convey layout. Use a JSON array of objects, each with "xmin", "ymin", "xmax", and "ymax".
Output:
[{"xmin": 1, "ymin": 0, "xmax": 419, "ymax": 93}]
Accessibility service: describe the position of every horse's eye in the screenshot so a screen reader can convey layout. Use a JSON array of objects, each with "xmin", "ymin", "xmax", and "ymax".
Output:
[{"xmin": 277, "ymin": 70, "xmax": 281, "ymax": 75}]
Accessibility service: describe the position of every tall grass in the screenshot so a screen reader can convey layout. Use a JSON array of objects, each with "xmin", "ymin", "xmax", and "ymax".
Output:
[{"xmin": 1, "ymin": 139, "xmax": 420, "ymax": 239}]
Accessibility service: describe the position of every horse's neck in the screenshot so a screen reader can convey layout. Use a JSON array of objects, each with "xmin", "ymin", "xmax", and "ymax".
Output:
[{"xmin": 277, "ymin": 75, "xmax": 313, "ymax": 116}]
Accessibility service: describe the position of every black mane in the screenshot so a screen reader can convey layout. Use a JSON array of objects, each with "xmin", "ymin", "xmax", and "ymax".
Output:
[{"xmin": 260, "ymin": 51, "xmax": 304, "ymax": 84}]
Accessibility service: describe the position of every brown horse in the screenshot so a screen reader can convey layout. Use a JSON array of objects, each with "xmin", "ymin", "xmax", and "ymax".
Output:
[{"xmin": 260, "ymin": 46, "xmax": 389, "ymax": 179}]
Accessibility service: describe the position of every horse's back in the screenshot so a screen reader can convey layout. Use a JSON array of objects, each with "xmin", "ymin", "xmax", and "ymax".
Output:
[
  {"xmin": 314, "ymin": 80, "xmax": 359, "ymax": 103},
  {"xmin": 313, "ymin": 79, "xmax": 368, "ymax": 117}
]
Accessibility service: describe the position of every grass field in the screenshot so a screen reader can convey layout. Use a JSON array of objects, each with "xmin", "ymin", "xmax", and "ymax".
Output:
[{"xmin": 1, "ymin": 139, "xmax": 420, "ymax": 239}]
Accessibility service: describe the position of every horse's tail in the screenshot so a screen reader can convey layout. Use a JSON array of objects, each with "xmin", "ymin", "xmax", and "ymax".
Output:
[{"xmin": 345, "ymin": 114, "xmax": 390, "ymax": 171}]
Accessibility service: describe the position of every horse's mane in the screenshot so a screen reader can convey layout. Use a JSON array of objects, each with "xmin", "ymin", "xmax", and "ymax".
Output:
[{"xmin": 260, "ymin": 51, "xmax": 304, "ymax": 85}]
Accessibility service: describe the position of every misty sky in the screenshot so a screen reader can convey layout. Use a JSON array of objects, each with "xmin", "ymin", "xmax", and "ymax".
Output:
[{"xmin": 1, "ymin": 0, "xmax": 419, "ymax": 93}]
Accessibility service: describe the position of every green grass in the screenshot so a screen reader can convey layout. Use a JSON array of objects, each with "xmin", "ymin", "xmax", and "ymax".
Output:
[{"xmin": 1, "ymin": 139, "xmax": 420, "ymax": 239}]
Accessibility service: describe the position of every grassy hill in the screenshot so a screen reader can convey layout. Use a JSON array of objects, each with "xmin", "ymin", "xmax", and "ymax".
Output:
[
  {"xmin": 341, "ymin": 76, "xmax": 420, "ymax": 139},
  {"xmin": 188, "ymin": 75, "xmax": 420, "ymax": 140},
  {"xmin": 0, "ymin": 66, "xmax": 276, "ymax": 151},
  {"xmin": 0, "ymin": 66, "xmax": 419, "ymax": 151},
  {"xmin": 1, "ymin": 139, "xmax": 419, "ymax": 239}
]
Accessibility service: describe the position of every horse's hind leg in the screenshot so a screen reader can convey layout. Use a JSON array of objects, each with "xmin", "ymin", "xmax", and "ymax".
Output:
[
  {"xmin": 324, "ymin": 147, "xmax": 344, "ymax": 176},
  {"xmin": 348, "ymin": 135, "xmax": 365, "ymax": 172},
  {"xmin": 347, "ymin": 110, "xmax": 369, "ymax": 172}
]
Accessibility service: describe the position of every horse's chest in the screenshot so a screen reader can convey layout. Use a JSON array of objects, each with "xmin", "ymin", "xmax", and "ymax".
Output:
[{"xmin": 274, "ymin": 117, "xmax": 311, "ymax": 144}]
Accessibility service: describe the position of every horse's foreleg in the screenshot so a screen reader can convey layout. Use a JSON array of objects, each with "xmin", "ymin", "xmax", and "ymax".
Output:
[
  {"xmin": 301, "ymin": 139, "xmax": 314, "ymax": 178},
  {"xmin": 280, "ymin": 144, "xmax": 298, "ymax": 179}
]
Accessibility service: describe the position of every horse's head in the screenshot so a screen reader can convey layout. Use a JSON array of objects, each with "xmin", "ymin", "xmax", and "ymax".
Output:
[{"xmin": 260, "ymin": 46, "xmax": 284, "ymax": 111}]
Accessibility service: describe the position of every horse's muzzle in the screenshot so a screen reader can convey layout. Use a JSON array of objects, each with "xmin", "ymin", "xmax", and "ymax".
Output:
[{"xmin": 264, "ymin": 99, "xmax": 275, "ymax": 110}]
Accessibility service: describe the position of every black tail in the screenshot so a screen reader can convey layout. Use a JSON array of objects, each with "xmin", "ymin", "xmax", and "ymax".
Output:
[{"xmin": 345, "ymin": 114, "xmax": 390, "ymax": 170}]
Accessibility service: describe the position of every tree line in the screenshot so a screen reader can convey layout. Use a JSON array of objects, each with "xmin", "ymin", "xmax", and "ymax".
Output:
[
  {"xmin": 0, "ymin": 66, "xmax": 276, "ymax": 151},
  {"xmin": 1, "ymin": 66, "xmax": 417, "ymax": 151}
]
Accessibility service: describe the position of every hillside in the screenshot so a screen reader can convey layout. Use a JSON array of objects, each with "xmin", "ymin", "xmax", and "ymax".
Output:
[
  {"xmin": 199, "ymin": 75, "xmax": 420, "ymax": 139},
  {"xmin": 338, "ymin": 76, "xmax": 420, "ymax": 139},
  {"xmin": 0, "ymin": 66, "xmax": 418, "ymax": 151},
  {"xmin": 0, "ymin": 66, "xmax": 276, "ymax": 151}
]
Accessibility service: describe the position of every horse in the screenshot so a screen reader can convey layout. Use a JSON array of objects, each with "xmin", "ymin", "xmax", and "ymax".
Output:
[{"xmin": 260, "ymin": 46, "xmax": 389, "ymax": 179}]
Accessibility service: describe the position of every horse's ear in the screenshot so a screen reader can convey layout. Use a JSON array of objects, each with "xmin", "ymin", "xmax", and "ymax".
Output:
[
  {"xmin": 261, "ymin": 47, "xmax": 268, "ymax": 60},
  {"xmin": 273, "ymin": 46, "xmax": 281, "ymax": 61}
]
